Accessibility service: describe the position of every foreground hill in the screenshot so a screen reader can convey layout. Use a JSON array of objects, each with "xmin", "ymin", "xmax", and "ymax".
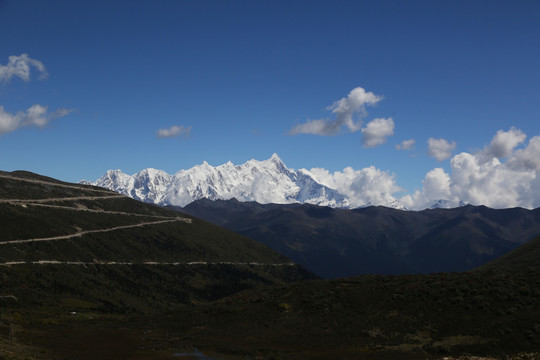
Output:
[
  {"xmin": 147, "ymin": 236, "xmax": 540, "ymax": 359},
  {"xmin": 22, "ymin": 237, "xmax": 540, "ymax": 359},
  {"xmin": 0, "ymin": 170, "xmax": 313, "ymax": 314},
  {"xmin": 178, "ymin": 199, "xmax": 540, "ymax": 277}
]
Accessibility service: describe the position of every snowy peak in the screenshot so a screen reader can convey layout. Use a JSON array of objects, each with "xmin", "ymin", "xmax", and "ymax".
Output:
[
  {"xmin": 96, "ymin": 170, "xmax": 132, "ymax": 193},
  {"xmin": 85, "ymin": 154, "xmax": 395, "ymax": 209},
  {"xmin": 268, "ymin": 152, "xmax": 286, "ymax": 168},
  {"xmin": 428, "ymin": 199, "xmax": 467, "ymax": 209}
]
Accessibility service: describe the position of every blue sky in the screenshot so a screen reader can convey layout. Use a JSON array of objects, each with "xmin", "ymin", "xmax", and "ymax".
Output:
[{"xmin": 1, "ymin": 0, "xmax": 540, "ymax": 208}]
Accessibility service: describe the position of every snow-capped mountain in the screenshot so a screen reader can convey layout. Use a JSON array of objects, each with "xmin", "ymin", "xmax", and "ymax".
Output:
[
  {"xmin": 428, "ymin": 199, "xmax": 468, "ymax": 209},
  {"xmin": 84, "ymin": 154, "xmax": 406, "ymax": 209}
]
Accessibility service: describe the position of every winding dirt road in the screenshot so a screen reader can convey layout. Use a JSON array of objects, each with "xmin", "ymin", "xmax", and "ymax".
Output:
[
  {"xmin": 5, "ymin": 201, "xmax": 182, "ymax": 219},
  {"xmin": 0, "ymin": 217, "xmax": 190, "ymax": 245},
  {"xmin": 0, "ymin": 195, "xmax": 125, "ymax": 204},
  {"xmin": 0, "ymin": 260, "xmax": 295, "ymax": 266},
  {"xmin": 1, "ymin": 175, "xmax": 192, "ymax": 244}
]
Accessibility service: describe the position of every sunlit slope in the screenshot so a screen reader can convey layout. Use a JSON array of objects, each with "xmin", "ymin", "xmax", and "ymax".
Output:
[{"xmin": 0, "ymin": 171, "xmax": 313, "ymax": 312}]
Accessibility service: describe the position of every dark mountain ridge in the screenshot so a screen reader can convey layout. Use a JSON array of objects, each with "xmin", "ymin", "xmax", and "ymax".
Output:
[{"xmin": 176, "ymin": 199, "xmax": 540, "ymax": 278}]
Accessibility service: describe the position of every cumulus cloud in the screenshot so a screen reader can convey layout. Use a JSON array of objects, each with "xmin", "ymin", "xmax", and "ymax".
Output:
[
  {"xmin": 422, "ymin": 168, "xmax": 452, "ymax": 199},
  {"xmin": 156, "ymin": 125, "xmax": 191, "ymax": 139},
  {"xmin": 428, "ymin": 137, "xmax": 456, "ymax": 161},
  {"xmin": 0, "ymin": 53, "xmax": 48, "ymax": 83},
  {"xmin": 401, "ymin": 168, "xmax": 455, "ymax": 210},
  {"xmin": 361, "ymin": 117, "xmax": 394, "ymax": 148},
  {"xmin": 309, "ymin": 166, "xmax": 402, "ymax": 208},
  {"xmin": 482, "ymin": 127, "xmax": 526, "ymax": 160},
  {"xmin": 450, "ymin": 153, "xmax": 535, "ymax": 209},
  {"xmin": 294, "ymin": 127, "xmax": 540, "ymax": 210},
  {"xmin": 507, "ymin": 136, "xmax": 540, "ymax": 171},
  {"xmin": 403, "ymin": 128, "xmax": 540, "ymax": 210},
  {"xmin": 396, "ymin": 139, "xmax": 415, "ymax": 151},
  {"xmin": 0, "ymin": 105, "xmax": 72, "ymax": 135},
  {"xmin": 289, "ymin": 87, "xmax": 383, "ymax": 136}
]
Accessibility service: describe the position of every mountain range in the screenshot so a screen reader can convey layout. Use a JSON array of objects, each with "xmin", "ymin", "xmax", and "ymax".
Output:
[
  {"xmin": 177, "ymin": 199, "xmax": 540, "ymax": 278},
  {"xmin": 82, "ymin": 154, "xmax": 408, "ymax": 209}
]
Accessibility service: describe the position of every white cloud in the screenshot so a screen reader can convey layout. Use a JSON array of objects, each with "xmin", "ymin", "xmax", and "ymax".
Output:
[
  {"xmin": 298, "ymin": 128, "xmax": 540, "ymax": 210},
  {"xmin": 0, "ymin": 107, "xmax": 19, "ymax": 134},
  {"xmin": 0, "ymin": 54, "xmax": 71, "ymax": 137},
  {"xmin": 0, "ymin": 54, "xmax": 48, "ymax": 83},
  {"xmin": 422, "ymin": 168, "xmax": 452, "ymax": 200},
  {"xmin": 507, "ymin": 135, "xmax": 540, "ymax": 171},
  {"xmin": 396, "ymin": 139, "xmax": 415, "ymax": 151},
  {"xmin": 0, "ymin": 105, "xmax": 71, "ymax": 135},
  {"xmin": 449, "ymin": 153, "xmax": 535, "ymax": 209},
  {"xmin": 156, "ymin": 125, "xmax": 191, "ymax": 139},
  {"xmin": 400, "ymin": 168, "xmax": 454, "ymax": 210},
  {"xmin": 309, "ymin": 166, "xmax": 402, "ymax": 208},
  {"xmin": 289, "ymin": 86, "xmax": 383, "ymax": 136},
  {"xmin": 482, "ymin": 127, "xmax": 526, "ymax": 160},
  {"xmin": 428, "ymin": 137, "xmax": 456, "ymax": 161},
  {"xmin": 403, "ymin": 128, "xmax": 540, "ymax": 210},
  {"xmin": 361, "ymin": 117, "xmax": 394, "ymax": 148}
]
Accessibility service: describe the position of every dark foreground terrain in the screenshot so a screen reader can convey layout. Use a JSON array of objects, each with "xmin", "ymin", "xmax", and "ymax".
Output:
[
  {"xmin": 3, "ymin": 238, "xmax": 540, "ymax": 360},
  {"xmin": 1, "ymin": 171, "xmax": 540, "ymax": 359},
  {"xmin": 3, "ymin": 235, "xmax": 540, "ymax": 360}
]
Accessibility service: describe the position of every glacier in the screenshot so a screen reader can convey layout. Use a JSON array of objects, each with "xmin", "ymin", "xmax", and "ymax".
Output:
[{"xmin": 84, "ymin": 154, "xmax": 409, "ymax": 209}]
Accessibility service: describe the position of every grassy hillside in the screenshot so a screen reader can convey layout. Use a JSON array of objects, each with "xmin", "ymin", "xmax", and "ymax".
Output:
[
  {"xmin": 14, "ymin": 238, "xmax": 540, "ymax": 360},
  {"xmin": 0, "ymin": 171, "xmax": 313, "ymax": 314},
  {"xmin": 149, "ymin": 236, "xmax": 540, "ymax": 359}
]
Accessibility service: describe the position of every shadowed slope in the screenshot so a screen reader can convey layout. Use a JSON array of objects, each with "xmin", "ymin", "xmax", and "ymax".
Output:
[{"xmin": 179, "ymin": 200, "xmax": 540, "ymax": 277}]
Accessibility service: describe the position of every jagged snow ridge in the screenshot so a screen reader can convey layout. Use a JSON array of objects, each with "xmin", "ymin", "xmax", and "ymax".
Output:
[{"xmin": 87, "ymin": 154, "xmax": 408, "ymax": 209}]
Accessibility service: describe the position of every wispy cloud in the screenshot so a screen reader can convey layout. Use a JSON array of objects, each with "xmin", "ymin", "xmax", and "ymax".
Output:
[
  {"xmin": 156, "ymin": 125, "xmax": 191, "ymax": 139},
  {"xmin": 395, "ymin": 139, "xmax": 415, "ymax": 151},
  {"xmin": 361, "ymin": 117, "xmax": 394, "ymax": 148},
  {"xmin": 0, "ymin": 53, "xmax": 48, "ymax": 83},
  {"xmin": 289, "ymin": 87, "xmax": 383, "ymax": 136},
  {"xmin": 427, "ymin": 137, "xmax": 456, "ymax": 161},
  {"xmin": 0, "ymin": 105, "xmax": 72, "ymax": 135}
]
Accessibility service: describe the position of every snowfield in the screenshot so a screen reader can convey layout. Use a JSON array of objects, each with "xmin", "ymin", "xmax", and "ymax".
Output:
[{"xmin": 86, "ymin": 154, "xmax": 376, "ymax": 208}]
